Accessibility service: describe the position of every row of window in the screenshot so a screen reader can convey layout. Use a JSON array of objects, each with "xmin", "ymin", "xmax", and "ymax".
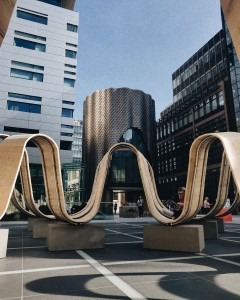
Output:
[
  {"xmin": 157, "ymin": 91, "xmax": 224, "ymax": 139},
  {"xmin": 157, "ymin": 115, "xmax": 227, "ymax": 177},
  {"xmin": 173, "ymin": 39, "xmax": 224, "ymax": 89},
  {"xmin": 10, "ymin": 60, "xmax": 75, "ymax": 87},
  {"xmin": 17, "ymin": 8, "xmax": 78, "ymax": 32},
  {"xmin": 11, "ymin": 68, "xmax": 43, "ymax": 82},
  {"xmin": 3, "ymin": 126, "xmax": 73, "ymax": 151},
  {"xmin": 173, "ymin": 61, "xmax": 225, "ymax": 102},
  {"xmin": 7, "ymin": 99, "xmax": 73, "ymax": 118},
  {"xmin": 14, "ymin": 37, "xmax": 46, "ymax": 52},
  {"xmin": 7, "ymin": 100, "xmax": 41, "ymax": 114},
  {"xmin": 14, "ymin": 37, "xmax": 78, "ymax": 59},
  {"xmin": 8, "ymin": 92, "xmax": 42, "ymax": 102}
]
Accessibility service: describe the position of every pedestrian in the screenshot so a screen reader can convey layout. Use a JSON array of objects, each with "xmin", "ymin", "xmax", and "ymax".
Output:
[
  {"xmin": 114, "ymin": 203, "xmax": 117, "ymax": 215},
  {"xmin": 172, "ymin": 186, "xmax": 186, "ymax": 219},
  {"xmin": 202, "ymin": 197, "xmax": 211, "ymax": 214},
  {"xmin": 136, "ymin": 196, "xmax": 144, "ymax": 217}
]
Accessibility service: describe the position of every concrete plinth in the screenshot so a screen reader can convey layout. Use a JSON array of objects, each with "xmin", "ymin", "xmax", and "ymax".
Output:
[
  {"xmin": 143, "ymin": 224, "xmax": 205, "ymax": 253},
  {"xmin": 215, "ymin": 217, "xmax": 224, "ymax": 233},
  {"xmin": 0, "ymin": 229, "xmax": 9, "ymax": 258},
  {"xmin": 192, "ymin": 219, "xmax": 218, "ymax": 240},
  {"xmin": 46, "ymin": 223, "xmax": 105, "ymax": 251},
  {"xmin": 32, "ymin": 219, "xmax": 60, "ymax": 238},
  {"xmin": 28, "ymin": 217, "xmax": 42, "ymax": 232}
]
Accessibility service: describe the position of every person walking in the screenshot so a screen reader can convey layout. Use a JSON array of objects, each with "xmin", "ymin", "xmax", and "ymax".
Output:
[
  {"xmin": 137, "ymin": 196, "xmax": 144, "ymax": 217},
  {"xmin": 113, "ymin": 203, "xmax": 117, "ymax": 215}
]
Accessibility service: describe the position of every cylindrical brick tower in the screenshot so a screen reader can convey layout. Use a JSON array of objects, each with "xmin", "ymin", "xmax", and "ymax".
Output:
[{"xmin": 83, "ymin": 87, "xmax": 156, "ymax": 196}]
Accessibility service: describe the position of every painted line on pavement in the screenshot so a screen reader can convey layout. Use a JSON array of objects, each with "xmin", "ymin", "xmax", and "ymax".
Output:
[
  {"xmin": 106, "ymin": 228, "xmax": 143, "ymax": 240},
  {"xmin": 198, "ymin": 252, "xmax": 240, "ymax": 267},
  {"xmin": 8, "ymin": 246, "xmax": 47, "ymax": 250},
  {"xmin": 0, "ymin": 264, "xmax": 90, "ymax": 276},
  {"xmin": 105, "ymin": 241, "xmax": 142, "ymax": 245},
  {"xmin": 103, "ymin": 255, "xmax": 204, "ymax": 266},
  {"xmin": 219, "ymin": 238, "xmax": 240, "ymax": 244},
  {"xmin": 214, "ymin": 252, "xmax": 240, "ymax": 257},
  {"xmin": 77, "ymin": 250, "xmax": 147, "ymax": 300}
]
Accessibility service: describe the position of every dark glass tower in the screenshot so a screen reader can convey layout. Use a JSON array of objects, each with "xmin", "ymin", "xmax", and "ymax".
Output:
[{"xmin": 156, "ymin": 30, "xmax": 235, "ymax": 202}]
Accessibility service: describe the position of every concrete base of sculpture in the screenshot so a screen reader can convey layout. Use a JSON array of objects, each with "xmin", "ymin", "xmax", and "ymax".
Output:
[
  {"xmin": 143, "ymin": 224, "xmax": 205, "ymax": 253},
  {"xmin": 28, "ymin": 217, "xmax": 38, "ymax": 231},
  {"xmin": 46, "ymin": 223, "xmax": 105, "ymax": 251},
  {"xmin": 32, "ymin": 219, "xmax": 61, "ymax": 238},
  {"xmin": 191, "ymin": 219, "xmax": 218, "ymax": 240},
  {"xmin": 0, "ymin": 229, "xmax": 9, "ymax": 258},
  {"xmin": 215, "ymin": 217, "xmax": 224, "ymax": 233}
]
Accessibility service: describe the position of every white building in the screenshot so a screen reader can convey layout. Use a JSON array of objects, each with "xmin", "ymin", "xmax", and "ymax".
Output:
[{"xmin": 0, "ymin": 0, "xmax": 78, "ymax": 166}]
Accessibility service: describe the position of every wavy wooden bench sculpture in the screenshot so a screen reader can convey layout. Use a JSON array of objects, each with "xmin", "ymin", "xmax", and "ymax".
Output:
[{"xmin": 0, "ymin": 132, "xmax": 240, "ymax": 225}]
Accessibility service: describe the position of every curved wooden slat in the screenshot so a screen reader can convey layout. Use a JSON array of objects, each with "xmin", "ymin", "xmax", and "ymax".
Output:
[{"xmin": 0, "ymin": 132, "xmax": 240, "ymax": 225}]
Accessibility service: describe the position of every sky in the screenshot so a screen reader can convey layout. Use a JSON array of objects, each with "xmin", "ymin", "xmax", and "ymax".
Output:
[{"xmin": 74, "ymin": 0, "xmax": 222, "ymax": 120}]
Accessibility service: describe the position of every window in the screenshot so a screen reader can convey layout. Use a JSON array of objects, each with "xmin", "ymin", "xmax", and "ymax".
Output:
[
  {"xmin": 65, "ymin": 49, "xmax": 77, "ymax": 59},
  {"xmin": 61, "ymin": 124, "xmax": 74, "ymax": 129},
  {"xmin": 60, "ymin": 140, "xmax": 72, "ymax": 150},
  {"xmin": 64, "ymin": 71, "xmax": 76, "ymax": 75},
  {"xmin": 62, "ymin": 100, "xmax": 74, "ymax": 105},
  {"xmin": 11, "ymin": 68, "xmax": 43, "ymax": 82},
  {"xmin": 65, "ymin": 64, "xmax": 76, "ymax": 68},
  {"xmin": 14, "ymin": 37, "xmax": 46, "ymax": 52},
  {"xmin": 218, "ymin": 91, "xmax": 224, "ymax": 107},
  {"xmin": 17, "ymin": 9, "xmax": 48, "ymax": 25},
  {"xmin": 61, "ymin": 132, "xmax": 73, "ymax": 137},
  {"xmin": 8, "ymin": 92, "xmax": 42, "ymax": 102},
  {"xmin": 62, "ymin": 108, "xmax": 73, "ymax": 118},
  {"xmin": 15, "ymin": 30, "xmax": 46, "ymax": 41},
  {"xmin": 12, "ymin": 61, "xmax": 44, "ymax": 71},
  {"xmin": 7, "ymin": 100, "xmax": 41, "ymax": 114},
  {"xmin": 37, "ymin": 0, "xmax": 61, "ymax": 6},
  {"xmin": 67, "ymin": 23, "xmax": 78, "ymax": 32},
  {"xmin": 66, "ymin": 42, "xmax": 77, "ymax": 48},
  {"xmin": 4, "ymin": 126, "xmax": 39, "ymax": 134},
  {"xmin": 64, "ymin": 78, "xmax": 75, "ymax": 87},
  {"xmin": 10, "ymin": 68, "xmax": 43, "ymax": 81}
]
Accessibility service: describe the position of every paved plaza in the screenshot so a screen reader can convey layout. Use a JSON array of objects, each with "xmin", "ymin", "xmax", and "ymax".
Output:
[{"xmin": 1, "ymin": 216, "xmax": 240, "ymax": 299}]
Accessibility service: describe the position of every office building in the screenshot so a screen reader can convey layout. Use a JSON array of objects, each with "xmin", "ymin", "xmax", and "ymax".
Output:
[
  {"xmin": 156, "ymin": 30, "xmax": 235, "ymax": 202},
  {"xmin": 0, "ymin": 0, "xmax": 79, "ymax": 199}
]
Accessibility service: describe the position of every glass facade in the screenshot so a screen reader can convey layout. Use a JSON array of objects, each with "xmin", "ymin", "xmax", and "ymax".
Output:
[
  {"xmin": 222, "ymin": 12, "xmax": 240, "ymax": 132},
  {"xmin": 156, "ymin": 30, "xmax": 233, "ymax": 202}
]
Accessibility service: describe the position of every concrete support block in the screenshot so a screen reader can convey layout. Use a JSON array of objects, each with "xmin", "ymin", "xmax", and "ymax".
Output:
[
  {"xmin": 32, "ymin": 219, "xmax": 60, "ymax": 238},
  {"xmin": 215, "ymin": 217, "xmax": 224, "ymax": 233},
  {"xmin": 0, "ymin": 229, "xmax": 9, "ymax": 258},
  {"xmin": 191, "ymin": 220, "xmax": 218, "ymax": 240},
  {"xmin": 46, "ymin": 223, "xmax": 105, "ymax": 251},
  {"xmin": 28, "ymin": 217, "xmax": 42, "ymax": 232},
  {"xmin": 143, "ymin": 224, "xmax": 205, "ymax": 253}
]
